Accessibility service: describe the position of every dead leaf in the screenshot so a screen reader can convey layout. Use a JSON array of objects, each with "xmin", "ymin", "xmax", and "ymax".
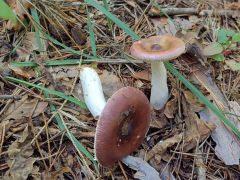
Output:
[
  {"xmin": 147, "ymin": 98, "xmax": 215, "ymax": 162},
  {"xmin": 22, "ymin": 32, "xmax": 48, "ymax": 52},
  {"xmin": 4, "ymin": 95, "xmax": 48, "ymax": 120},
  {"xmin": 8, "ymin": 65, "xmax": 35, "ymax": 79},
  {"xmin": 71, "ymin": 25, "xmax": 87, "ymax": 46},
  {"xmin": 183, "ymin": 90, "xmax": 205, "ymax": 112},
  {"xmin": 146, "ymin": 133, "xmax": 183, "ymax": 161},
  {"xmin": 50, "ymin": 66, "xmax": 79, "ymax": 80},
  {"xmin": 99, "ymin": 70, "xmax": 123, "ymax": 98},
  {"xmin": 164, "ymin": 89, "xmax": 178, "ymax": 118},
  {"xmin": 4, "ymin": 125, "xmax": 36, "ymax": 180},
  {"xmin": 132, "ymin": 70, "xmax": 151, "ymax": 81},
  {"xmin": 182, "ymin": 99, "xmax": 216, "ymax": 152},
  {"xmin": 191, "ymin": 70, "xmax": 228, "ymax": 110},
  {"xmin": 199, "ymin": 107, "xmax": 240, "ymax": 165},
  {"xmin": 6, "ymin": 0, "xmax": 32, "ymax": 30}
]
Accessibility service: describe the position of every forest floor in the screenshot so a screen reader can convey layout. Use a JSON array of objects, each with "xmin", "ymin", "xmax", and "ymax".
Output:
[{"xmin": 0, "ymin": 0, "xmax": 240, "ymax": 179}]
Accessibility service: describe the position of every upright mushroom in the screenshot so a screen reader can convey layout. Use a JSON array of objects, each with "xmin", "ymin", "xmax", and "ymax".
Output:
[
  {"xmin": 80, "ymin": 67, "xmax": 151, "ymax": 167},
  {"xmin": 130, "ymin": 35, "xmax": 185, "ymax": 110}
]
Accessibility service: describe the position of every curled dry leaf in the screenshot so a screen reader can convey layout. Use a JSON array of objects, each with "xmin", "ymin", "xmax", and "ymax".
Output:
[
  {"xmin": 164, "ymin": 89, "xmax": 178, "ymax": 118},
  {"xmin": 183, "ymin": 90, "xmax": 205, "ymax": 112},
  {"xmin": 3, "ymin": 95, "xmax": 48, "ymax": 120},
  {"xmin": 8, "ymin": 64, "xmax": 35, "ymax": 79}
]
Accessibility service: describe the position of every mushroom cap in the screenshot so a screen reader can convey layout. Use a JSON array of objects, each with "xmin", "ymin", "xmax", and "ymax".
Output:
[
  {"xmin": 130, "ymin": 35, "xmax": 185, "ymax": 61},
  {"xmin": 95, "ymin": 87, "xmax": 151, "ymax": 167}
]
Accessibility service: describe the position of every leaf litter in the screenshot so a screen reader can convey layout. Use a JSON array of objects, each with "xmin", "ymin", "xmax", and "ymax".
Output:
[{"xmin": 0, "ymin": 0, "xmax": 240, "ymax": 179}]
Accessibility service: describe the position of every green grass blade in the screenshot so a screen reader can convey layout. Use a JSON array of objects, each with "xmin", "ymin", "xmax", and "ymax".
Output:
[
  {"xmin": 165, "ymin": 62, "xmax": 240, "ymax": 139},
  {"xmin": 84, "ymin": 0, "xmax": 139, "ymax": 41},
  {"xmin": 5, "ymin": 76, "xmax": 86, "ymax": 109},
  {"xmin": 42, "ymin": 31, "xmax": 94, "ymax": 59},
  {"xmin": 31, "ymin": 7, "xmax": 44, "ymax": 51},
  {"xmin": 86, "ymin": 7, "xmax": 97, "ymax": 57},
  {"xmin": 0, "ymin": 0, "xmax": 17, "ymax": 23},
  {"xmin": 10, "ymin": 59, "xmax": 92, "ymax": 67},
  {"xmin": 46, "ymin": 95, "xmax": 98, "ymax": 170},
  {"xmin": 101, "ymin": 0, "xmax": 112, "ymax": 30}
]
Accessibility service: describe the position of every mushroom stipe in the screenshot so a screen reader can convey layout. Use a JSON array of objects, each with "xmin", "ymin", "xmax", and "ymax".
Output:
[{"xmin": 94, "ymin": 87, "xmax": 151, "ymax": 167}]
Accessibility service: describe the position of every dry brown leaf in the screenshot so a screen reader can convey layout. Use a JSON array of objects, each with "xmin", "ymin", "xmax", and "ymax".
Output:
[
  {"xmin": 42, "ymin": 167, "xmax": 72, "ymax": 180},
  {"xmin": 147, "ymin": 98, "xmax": 215, "ymax": 162},
  {"xmin": 22, "ymin": 32, "xmax": 48, "ymax": 52},
  {"xmin": 191, "ymin": 70, "xmax": 228, "ymax": 109},
  {"xmin": 183, "ymin": 90, "xmax": 205, "ymax": 112},
  {"xmin": 146, "ymin": 133, "xmax": 183, "ymax": 161},
  {"xmin": 4, "ymin": 95, "xmax": 48, "ymax": 120},
  {"xmin": 6, "ymin": 0, "xmax": 32, "ymax": 30},
  {"xmin": 99, "ymin": 70, "xmax": 123, "ymax": 98},
  {"xmin": 182, "ymin": 99, "xmax": 216, "ymax": 152},
  {"xmin": 50, "ymin": 66, "xmax": 79, "ymax": 80},
  {"xmin": 132, "ymin": 70, "xmax": 151, "ymax": 81},
  {"xmin": 8, "ymin": 64, "xmax": 35, "ymax": 79},
  {"xmin": 4, "ymin": 125, "xmax": 36, "ymax": 180},
  {"xmin": 164, "ymin": 89, "xmax": 178, "ymax": 118}
]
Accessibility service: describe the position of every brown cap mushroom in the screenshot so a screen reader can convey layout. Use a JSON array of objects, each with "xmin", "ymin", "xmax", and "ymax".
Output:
[
  {"xmin": 94, "ymin": 87, "xmax": 151, "ymax": 167},
  {"xmin": 130, "ymin": 35, "xmax": 185, "ymax": 110}
]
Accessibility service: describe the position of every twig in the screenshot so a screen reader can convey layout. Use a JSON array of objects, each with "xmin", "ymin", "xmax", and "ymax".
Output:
[
  {"xmin": 0, "ymin": 95, "xmax": 21, "ymax": 100},
  {"xmin": 149, "ymin": 7, "xmax": 197, "ymax": 16},
  {"xmin": 199, "ymin": 10, "xmax": 240, "ymax": 17},
  {"xmin": 148, "ymin": 7, "xmax": 240, "ymax": 17}
]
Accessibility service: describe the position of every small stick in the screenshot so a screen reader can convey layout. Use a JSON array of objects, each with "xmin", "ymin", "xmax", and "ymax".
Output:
[
  {"xmin": 148, "ymin": 7, "xmax": 240, "ymax": 17},
  {"xmin": 199, "ymin": 10, "xmax": 240, "ymax": 17},
  {"xmin": 0, "ymin": 95, "xmax": 21, "ymax": 100},
  {"xmin": 149, "ymin": 7, "xmax": 197, "ymax": 16}
]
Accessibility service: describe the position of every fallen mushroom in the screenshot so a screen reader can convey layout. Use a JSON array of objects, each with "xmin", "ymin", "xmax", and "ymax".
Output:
[
  {"xmin": 80, "ymin": 67, "xmax": 151, "ymax": 167},
  {"xmin": 130, "ymin": 35, "xmax": 185, "ymax": 110},
  {"xmin": 80, "ymin": 67, "xmax": 106, "ymax": 118}
]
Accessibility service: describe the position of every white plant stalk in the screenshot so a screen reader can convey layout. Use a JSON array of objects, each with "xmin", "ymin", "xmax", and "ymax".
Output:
[
  {"xmin": 80, "ymin": 67, "xmax": 106, "ymax": 118},
  {"xmin": 150, "ymin": 61, "xmax": 168, "ymax": 110}
]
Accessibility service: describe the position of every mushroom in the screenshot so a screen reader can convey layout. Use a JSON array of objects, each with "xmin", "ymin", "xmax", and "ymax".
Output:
[
  {"xmin": 95, "ymin": 86, "xmax": 151, "ymax": 166},
  {"xmin": 80, "ymin": 67, "xmax": 151, "ymax": 167},
  {"xmin": 130, "ymin": 35, "xmax": 185, "ymax": 110},
  {"xmin": 80, "ymin": 67, "xmax": 106, "ymax": 118}
]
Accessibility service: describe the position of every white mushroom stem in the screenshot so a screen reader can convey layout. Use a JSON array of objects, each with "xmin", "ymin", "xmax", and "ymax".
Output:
[
  {"xmin": 150, "ymin": 61, "xmax": 169, "ymax": 110},
  {"xmin": 80, "ymin": 67, "xmax": 106, "ymax": 118}
]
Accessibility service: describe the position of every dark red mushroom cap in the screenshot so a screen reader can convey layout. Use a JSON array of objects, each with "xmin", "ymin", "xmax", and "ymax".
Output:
[
  {"xmin": 130, "ymin": 35, "xmax": 185, "ymax": 61},
  {"xmin": 94, "ymin": 87, "xmax": 151, "ymax": 167}
]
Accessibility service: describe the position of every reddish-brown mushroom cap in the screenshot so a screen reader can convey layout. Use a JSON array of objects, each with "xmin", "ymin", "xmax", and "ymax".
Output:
[
  {"xmin": 130, "ymin": 35, "xmax": 185, "ymax": 61},
  {"xmin": 94, "ymin": 87, "xmax": 151, "ymax": 167}
]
